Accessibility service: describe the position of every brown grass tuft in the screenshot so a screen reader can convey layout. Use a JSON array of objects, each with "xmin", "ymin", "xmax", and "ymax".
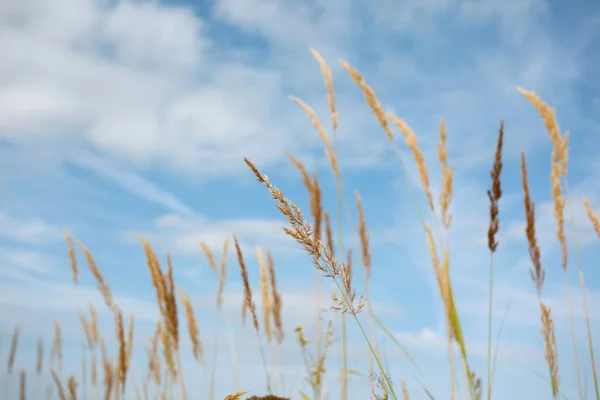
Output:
[{"xmin": 487, "ymin": 121, "xmax": 504, "ymax": 253}]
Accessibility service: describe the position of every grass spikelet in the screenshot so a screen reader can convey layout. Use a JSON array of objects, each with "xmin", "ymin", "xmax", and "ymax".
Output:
[
  {"xmin": 64, "ymin": 229, "xmax": 78, "ymax": 285},
  {"xmin": 286, "ymin": 152, "xmax": 313, "ymax": 192},
  {"xmin": 311, "ymin": 170, "xmax": 323, "ymax": 244},
  {"xmin": 19, "ymin": 370, "xmax": 25, "ymax": 400},
  {"xmin": 517, "ymin": 87, "xmax": 568, "ymax": 175},
  {"xmin": 51, "ymin": 370, "xmax": 68, "ymax": 400},
  {"xmin": 540, "ymin": 303, "xmax": 560, "ymax": 398},
  {"xmin": 438, "ymin": 120, "xmax": 453, "ymax": 229},
  {"xmin": 102, "ymin": 359, "xmax": 114, "ymax": 400},
  {"xmin": 78, "ymin": 241, "xmax": 115, "ymax": 311},
  {"xmin": 257, "ymin": 247, "xmax": 273, "ymax": 343},
  {"xmin": 290, "ymin": 97, "xmax": 340, "ymax": 179},
  {"xmin": 486, "ymin": 121, "xmax": 504, "ymax": 400},
  {"xmin": 401, "ymin": 379, "xmax": 409, "ymax": 400},
  {"xmin": 267, "ymin": 249, "xmax": 284, "ymax": 343},
  {"xmin": 178, "ymin": 286, "xmax": 203, "ymax": 363},
  {"xmin": 224, "ymin": 391, "xmax": 249, "ymax": 400},
  {"xmin": 68, "ymin": 375, "xmax": 78, "ymax": 400},
  {"xmin": 198, "ymin": 241, "xmax": 218, "ymax": 273},
  {"xmin": 235, "ymin": 235, "xmax": 259, "ymax": 332},
  {"xmin": 309, "ymin": 48, "xmax": 337, "ymax": 131},
  {"xmin": 49, "ymin": 321, "xmax": 62, "ymax": 372},
  {"xmin": 216, "ymin": 237, "xmax": 230, "ymax": 309},
  {"xmin": 487, "ymin": 121, "xmax": 503, "ymax": 254},
  {"xmin": 521, "ymin": 151, "xmax": 545, "ymax": 293},
  {"xmin": 551, "ymin": 150, "xmax": 567, "ymax": 271},
  {"xmin": 338, "ymin": 59, "xmax": 394, "ymax": 141},
  {"xmin": 355, "ymin": 191, "xmax": 371, "ymax": 276},
  {"xmin": 324, "ymin": 211, "xmax": 335, "ymax": 256},
  {"xmin": 114, "ymin": 309, "xmax": 127, "ymax": 393},
  {"xmin": 388, "ymin": 114, "xmax": 435, "ymax": 212},
  {"xmin": 36, "ymin": 336, "xmax": 43, "ymax": 374},
  {"xmin": 583, "ymin": 198, "xmax": 600, "ymax": 237}
]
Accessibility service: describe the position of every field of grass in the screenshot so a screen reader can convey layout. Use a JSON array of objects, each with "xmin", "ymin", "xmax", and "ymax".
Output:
[{"xmin": 2, "ymin": 49, "xmax": 599, "ymax": 400}]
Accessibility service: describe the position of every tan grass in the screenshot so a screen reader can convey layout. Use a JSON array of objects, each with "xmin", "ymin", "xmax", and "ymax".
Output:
[
  {"xmin": 216, "ymin": 237, "xmax": 230, "ymax": 309},
  {"xmin": 257, "ymin": 247, "xmax": 273, "ymax": 342},
  {"xmin": 19, "ymin": 369, "xmax": 25, "ymax": 400},
  {"xmin": 438, "ymin": 120, "xmax": 454, "ymax": 229},
  {"xmin": 51, "ymin": 370, "xmax": 68, "ymax": 400},
  {"xmin": 267, "ymin": 249, "xmax": 284, "ymax": 344},
  {"xmin": 324, "ymin": 211, "xmax": 335, "ymax": 256},
  {"xmin": 583, "ymin": 197, "xmax": 600, "ymax": 237},
  {"xmin": 388, "ymin": 114, "xmax": 435, "ymax": 212},
  {"xmin": 198, "ymin": 241, "xmax": 218, "ymax": 274},
  {"xmin": 309, "ymin": 48, "xmax": 337, "ymax": 132},
  {"xmin": 355, "ymin": 191, "xmax": 371, "ymax": 277},
  {"xmin": 50, "ymin": 321, "xmax": 63, "ymax": 373},
  {"xmin": 234, "ymin": 235, "xmax": 259, "ymax": 332},
  {"xmin": 78, "ymin": 242, "xmax": 115, "ymax": 311},
  {"xmin": 540, "ymin": 302, "xmax": 560, "ymax": 398},
  {"xmin": 36, "ymin": 336, "xmax": 43, "ymax": 375},
  {"xmin": 517, "ymin": 87, "xmax": 568, "ymax": 175},
  {"xmin": 339, "ymin": 59, "xmax": 394, "ymax": 141},
  {"xmin": 178, "ymin": 286, "xmax": 203, "ymax": 363},
  {"xmin": 68, "ymin": 375, "xmax": 78, "ymax": 399},
  {"xmin": 521, "ymin": 151, "xmax": 545, "ymax": 293},
  {"xmin": 401, "ymin": 379, "xmax": 409, "ymax": 400},
  {"xmin": 65, "ymin": 229, "xmax": 78, "ymax": 285},
  {"xmin": 291, "ymin": 97, "xmax": 340, "ymax": 179}
]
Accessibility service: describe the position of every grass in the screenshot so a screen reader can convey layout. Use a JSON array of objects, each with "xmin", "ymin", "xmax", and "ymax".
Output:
[{"xmin": 2, "ymin": 49, "xmax": 599, "ymax": 400}]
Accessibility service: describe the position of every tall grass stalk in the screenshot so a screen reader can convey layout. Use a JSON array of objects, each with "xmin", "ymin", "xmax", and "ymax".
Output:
[{"xmin": 565, "ymin": 183, "xmax": 599, "ymax": 400}]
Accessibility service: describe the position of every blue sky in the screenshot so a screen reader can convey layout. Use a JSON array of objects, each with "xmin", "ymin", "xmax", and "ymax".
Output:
[{"xmin": 1, "ymin": 0, "xmax": 600, "ymax": 399}]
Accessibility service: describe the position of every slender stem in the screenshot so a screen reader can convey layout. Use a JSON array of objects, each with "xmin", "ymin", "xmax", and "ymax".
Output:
[
  {"xmin": 256, "ymin": 330, "xmax": 273, "ymax": 395},
  {"xmin": 565, "ymin": 180, "xmax": 599, "ymax": 400},
  {"xmin": 486, "ymin": 253, "xmax": 495, "ymax": 400},
  {"xmin": 564, "ymin": 270, "xmax": 584, "ymax": 400}
]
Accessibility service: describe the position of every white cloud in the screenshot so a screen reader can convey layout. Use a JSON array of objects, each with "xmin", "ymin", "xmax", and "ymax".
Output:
[{"xmin": 0, "ymin": 212, "xmax": 61, "ymax": 245}]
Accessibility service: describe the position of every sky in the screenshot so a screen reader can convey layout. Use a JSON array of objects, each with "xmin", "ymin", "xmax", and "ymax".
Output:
[{"xmin": 1, "ymin": 0, "xmax": 600, "ymax": 399}]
